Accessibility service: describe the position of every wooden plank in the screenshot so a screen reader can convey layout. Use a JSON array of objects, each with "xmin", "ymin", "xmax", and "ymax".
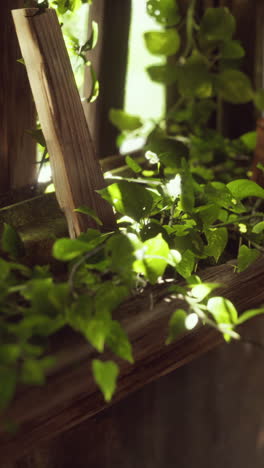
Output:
[
  {"xmin": 83, "ymin": 0, "xmax": 131, "ymax": 158},
  {"xmin": 12, "ymin": 8, "xmax": 116, "ymax": 237},
  {"xmin": 1, "ymin": 256, "xmax": 264, "ymax": 463},
  {"xmin": 0, "ymin": 1, "xmax": 36, "ymax": 194}
]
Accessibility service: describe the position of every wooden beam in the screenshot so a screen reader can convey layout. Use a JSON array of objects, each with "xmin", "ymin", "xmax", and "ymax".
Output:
[
  {"xmin": 83, "ymin": 0, "xmax": 132, "ymax": 158},
  {"xmin": 0, "ymin": 1, "xmax": 36, "ymax": 193},
  {"xmin": 1, "ymin": 256, "xmax": 264, "ymax": 463},
  {"xmin": 12, "ymin": 8, "xmax": 116, "ymax": 237}
]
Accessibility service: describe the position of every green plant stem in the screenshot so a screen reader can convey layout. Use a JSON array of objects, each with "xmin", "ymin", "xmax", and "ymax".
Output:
[
  {"xmin": 213, "ymin": 212, "xmax": 264, "ymax": 228},
  {"xmin": 247, "ymin": 240, "xmax": 264, "ymax": 253},
  {"xmin": 68, "ymin": 245, "xmax": 104, "ymax": 295},
  {"xmin": 182, "ymin": 0, "xmax": 197, "ymax": 58},
  {"xmin": 168, "ymin": 200, "xmax": 177, "ymax": 226}
]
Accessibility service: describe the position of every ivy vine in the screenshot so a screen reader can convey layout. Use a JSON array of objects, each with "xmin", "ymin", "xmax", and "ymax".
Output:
[{"xmin": 2, "ymin": 0, "xmax": 264, "ymax": 411}]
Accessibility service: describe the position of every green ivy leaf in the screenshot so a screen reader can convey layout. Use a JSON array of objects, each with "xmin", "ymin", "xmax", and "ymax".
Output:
[
  {"xmin": 109, "ymin": 109, "xmax": 142, "ymax": 131},
  {"xmin": 237, "ymin": 245, "xmax": 260, "ymax": 272},
  {"xmin": 0, "ymin": 259, "xmax": 11, "ymax": 282},
  {"xmin": 217, "ymin": 70, "xmax": 253, "ymax": 104},
  {"xmin": 53, "ymin": 235, "xmax": 105, "ymax": 261},
  {"xmin": 21, "ymin": 358, "xmax": 54, "ymax": 385},
  {"xmin": 205, "ymin": 183, "xmax": 245, "ymax": 213},
  {"xmin": 220, "ymin": 40, "xmax": 245, "ymax": 59},
  {"xmin": 175, "ymin": 250, "xmax": 195, "ymax": 279},
  {"xmin": 147, "ymin": 63, "xmax": 178, "ymax": 85},
  {"xmin": 133, "ymin": 234, "xmax": 170, "ymax": 284},
  {"xmin": 92, "ymin": 359, "xmax": 119, "ymax": 402},
  {"xmin": 254, "ymin": 89, "xmax": 264, "ymax": 111},
  {"xmin": 1, "ymin": 224, "xmax": 25, "ymax": 258},
  {"xmin": 240, "ymin": 131, "xmax": 257, "ymax": 151},
  {"xmin": 106, "ymin": 234, "xmax": 135, "ymax": 284},
  {"xmin": 190, "ymin": 283, "xmax": 221, "ymax": 301},
  {"xmin": 146, "ymin": 0, "xmax": 181, "ymax": 26},
  {"xmin": 106, "ymin": 321, "xmax": 134, "ymax": 363},
  {"xmin": 207, "ymin": 296, "xmax": 238, "ymax": 324},
  {"xmin": 74, "ymin": 206, "xmax": 103, "ymax": 226},
  {"xmin": 200, "ymin": 7, "xmax": 236, "ymax": 42},
  {"xmin": 252, "ymin": 221, "xmax": 264, "ymax": 234},
  {"xmin": 227, "ymin": 179, "xmax": 264, "ymax": 200},
  {"xmin": 125, "ymin": 155, "xmax": 142, "ymax": 173},
  {"xmin": 83, "ymin": 316, "xmax": 111, "ymax": 352},
  {"xmin": 0, "ymin": 345, "xmax": 20, "ymax": 365},
  {"xmin": 144, "ymin": 29, "xmax": 180, "ymax": 56},
  {"xmin": 95, "ymin": 283, "xmax": 129, "ymax": 315},
  {"xmin": 205, "ymin": 227, "xmax": 228, "ymax": 262},
  {"xmin": 177, "ymin": 63, "xmax": 213, "ymax": 99},
  {"xmin": 98, "ymin": 181, "xmax": 153, "ymax": 221},
  {"xmin": 56, "ymin": 0, "xmax": 81, "ymax": 13},
  {"xmin": 166, "ymin": 309, "xmax": 187, "ymax": 344},
  {"xmin": 0, "ymin": 366, "xmax": 17, "ymax": 410},
  {"xmin": 195, "ymin": 204, "xmax": 220, "ymax": 227}
]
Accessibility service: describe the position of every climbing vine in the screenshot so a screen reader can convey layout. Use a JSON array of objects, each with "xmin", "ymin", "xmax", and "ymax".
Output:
[{"xmin": 1, "ymin": 0, "xmax": 264, "ymax": 411}]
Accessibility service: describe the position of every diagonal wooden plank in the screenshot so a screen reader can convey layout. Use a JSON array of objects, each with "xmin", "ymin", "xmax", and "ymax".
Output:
[{"xmin": 12, "ymin": 8, "xmax": 116, "ymax": 237}]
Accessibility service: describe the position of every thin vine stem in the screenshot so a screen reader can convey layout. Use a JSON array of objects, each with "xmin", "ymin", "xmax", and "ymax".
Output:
[
  {"xmin": 182, "ymin": 0, "xmax": 197, "ymax": 59},
  {"xmin": 213, "ymin": 212, "xmax": 264, "ymax": 229}
]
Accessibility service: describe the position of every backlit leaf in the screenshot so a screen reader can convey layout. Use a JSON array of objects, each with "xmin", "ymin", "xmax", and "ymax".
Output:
[
  {"xmin": 109, "ymin": 109, "xmax": 142, "ymax": 131},
  {"xmin": 166, "ymin": 309, "xmax": 187, "ymax": 344},
  {"xmin": 217, "ymin": 70, "xmax": 253, "ymax": 104},
  {"xmin": 92, "ymin": 360, "xmax": 119, "ymax": 402},
  {"xmin": 200, "ymin": 7, "xmax": 236, "ymax": 42},
  {"xmin": 227, "ymin": 179, "xmax": 264, "ymax": 200},
  {"xmin": 237, "ymin": 245, "xmax": 260, "ymax": 272},
  {"xmin": 144, "ymin": 29, "xmax": 180, "ymax": 56}
]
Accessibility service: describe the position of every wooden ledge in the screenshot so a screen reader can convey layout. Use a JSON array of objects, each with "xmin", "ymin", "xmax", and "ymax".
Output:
[{"xmin": 1, "ymin": 257, "xmax": 264, "ymax": 463}]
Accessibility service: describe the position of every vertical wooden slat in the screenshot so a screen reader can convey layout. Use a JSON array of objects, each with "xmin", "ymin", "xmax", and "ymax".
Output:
[
  {"xmin": 83, "ymin": 0, "xmax": 131, "ymax": 158},
  {"xmin": 0, "ymin": 1, "xmax": 36, "ymax": 194},
  {"xmin": 12, "ymin": 8, "xmax": 116, "ymax": 237}
]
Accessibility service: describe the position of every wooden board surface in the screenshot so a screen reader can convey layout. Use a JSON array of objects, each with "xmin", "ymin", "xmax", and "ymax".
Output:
[
  {"xmin": 12, "ymin": 8, "xmax": 115, "ymax": 237},
  {"xmin": 1, "ymin": 257, "xmax": 264, "ymax": 463},
  {"xmin": 0, "ymin": 1, "xmax": 36, "ymax": 193}
]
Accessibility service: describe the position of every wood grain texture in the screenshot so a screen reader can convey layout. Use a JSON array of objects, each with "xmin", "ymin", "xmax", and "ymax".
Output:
[
  {"xmin": 83, "ymin": 0, "xmax": 131, "ymax": 158},
  {"xmin": 12, "ymin": 8, "xmax": 115, "ymax": 237},
  {"xmin": 1, "ymin": 256, "xmax": 264, "ymax": 463},
  {"xmin": 0, "ymin": 1, "xmax": 36, "ymax": 193}
]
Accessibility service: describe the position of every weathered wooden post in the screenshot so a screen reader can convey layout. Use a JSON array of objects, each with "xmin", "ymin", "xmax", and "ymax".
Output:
[
  {"xmin": 12, "ymin": 8, "xmax": 116, "ymax": 237},
  {"xmin": 0, "ymin": 1, "xmax": 36, "ymax": 194},
  {"xmin": 83, "ymin": 0, "xmax": 131, "ymax": 158}
]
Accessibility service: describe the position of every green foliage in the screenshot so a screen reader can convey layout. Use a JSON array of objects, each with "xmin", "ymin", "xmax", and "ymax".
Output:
[
  {"xmin": 227, "ymin": 180, "xmax": 264, "ymax": 200},
  {"xmin": 146, "ymin": 0, "xmax": 181, "ymax": 26},
  {"xmin": 217, "ymin": 70, "xmax": 253, "ymax": 104},
  {"xmin": 92, "ymin": 360, "xmax": 119, "ymax": 402},
  {"xmin": 74, "ymin": 206, "xmax": 103, "ymax": 226},
  {"xmin": 1, "ymin": 224, "xmax": 25, "ymax": 258},
  {"xmin": 2, "ymin": 0, "xmax": 264, "ymax": 413},
  {"xmin": 199, "ymin": 7, "xmax": 236, "ymax": 42},
  {"xmin": 237, "ymin": 245, "xmax": 260, "ymax": 272},
  {"xmin": 98, "ymin": 181, "xmax": 153, "ymax": 221},
  {"xmin": 166, "ymin": 309, "xmax": 187, "ymax": 344},
  {"xmin": 144, "ymin": 29, "xmax": 180, "ymax": 56},
  {"xmin": 109, "ymin": 109, "xmax": 142, "ymax": 132}
]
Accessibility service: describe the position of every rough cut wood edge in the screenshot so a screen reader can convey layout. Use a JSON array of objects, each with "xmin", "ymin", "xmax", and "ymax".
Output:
[
  {"xmin": 12, "ymin": 8, "xmax": 116, "ymax": 237},
  {"xmin": 1, "ymin": 257, "xmax": 264, "ymax": 463}
]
